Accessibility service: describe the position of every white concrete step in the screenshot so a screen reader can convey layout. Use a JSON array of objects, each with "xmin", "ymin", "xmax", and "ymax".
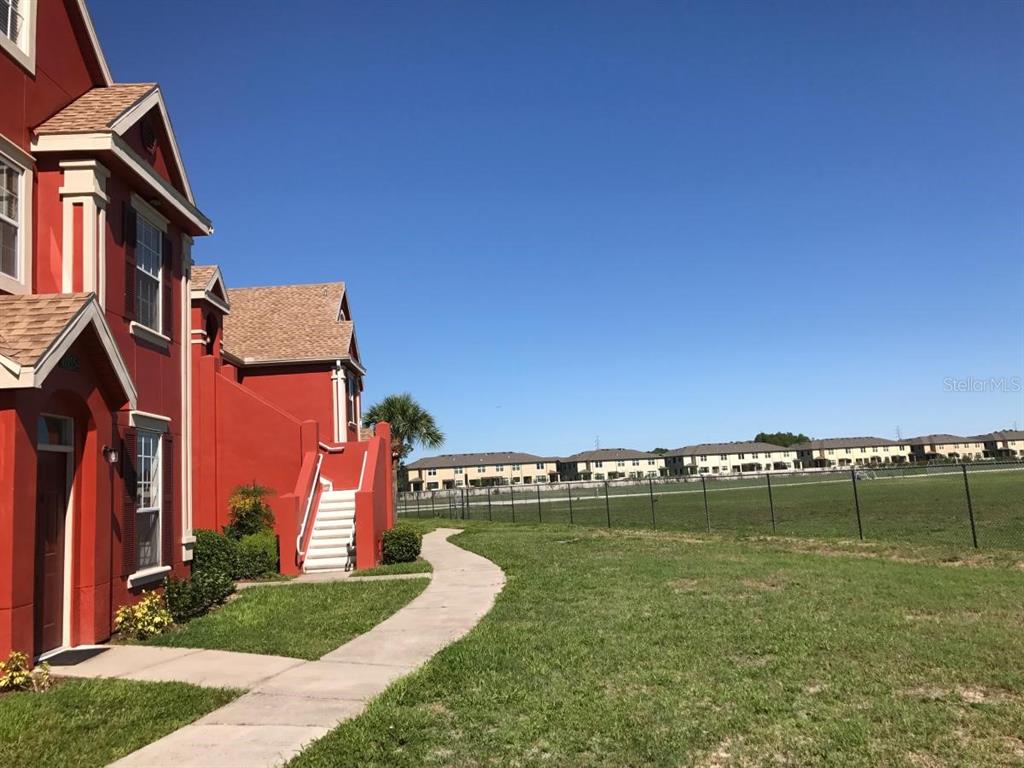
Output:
[
  {"xmin": 303, "ymin": 556, "xmax": 350, "ymax": 572},
  {"xmin": 310, "ymin": 532, "xmax": 354, "ymax": 547},
  {"xmin": 307, "ymin": 547, "xmax": 352, "ymax": 560},
  {"xmin": 314, "ymin": 517, "xmax": 354, "ymax": 529}
]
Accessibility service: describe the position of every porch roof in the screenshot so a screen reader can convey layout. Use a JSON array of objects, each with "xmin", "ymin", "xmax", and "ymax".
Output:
[{"xmin": 0, "ymin": 293, "xmax": 137, "ymax": 408}]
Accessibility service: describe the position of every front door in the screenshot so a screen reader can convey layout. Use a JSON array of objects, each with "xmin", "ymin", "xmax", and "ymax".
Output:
[{"xmin": 35, "ymin": 450, "xmax": 69, "ymax": 654}]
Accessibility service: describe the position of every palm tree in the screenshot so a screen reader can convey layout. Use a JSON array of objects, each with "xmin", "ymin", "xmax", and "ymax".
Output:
[{"xmin": 363, "ymin": 394, "xmax": 444, "ymax": 488}]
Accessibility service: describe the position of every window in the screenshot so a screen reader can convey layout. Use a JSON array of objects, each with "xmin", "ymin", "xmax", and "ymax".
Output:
[
  {"xmin": 535, "ymin": 463, "xmax": 545, "ymax": 469},
  {"xmin": 617, "ymin": 461, "xmax": 625, "ymax": 467},
  {"xmin": 632, "ymin": 459, "xmax": 640, "ymax": 466},
  {"xmin": 594, "ymin": 461, "xmax": 603, "ymax": 468},
  {"xmin": 496, "ymin": 464, "xmax": 504, "ymax": 471},
  {"xmin": 135, "ymin": 215, "xmax": 162, "ymax": 331},
  {"xmin": 0, "ymin": 156, "xmax": 19, "ymax": 279},
  {"xmin": 512, "ymin": 464, "xmax": 521, "ymax": 471},
  {"xmin": 719, "ymin": 454, "xmax": 727, "ymax": 460},
  {"xmin": 136, "ymin": 430, "xmax": 162, "ymax": 570},
  {"xmin": 699, "ymin": 455, "xmax": 707, "ymax": 461},
  {"xmin": 0, "ymin": 1, "xmax": 22, "ymax": 45},
  {"xmin": 478, "ymin": 466, "xmax": 486, "ymax": 473},
  {"xmin": 454, "ymin": 467, "xmax": 463, "ymax": 475},
  {"xmin": 427, "ymin": 469, "xmax": 437, "ymax": 476}
]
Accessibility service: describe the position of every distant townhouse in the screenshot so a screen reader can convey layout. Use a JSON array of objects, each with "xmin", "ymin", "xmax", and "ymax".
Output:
[
  {"xmin": 907, "ymin": 434, "xmax": 987, "ymax": 462},
  {"xmin": 557, "ymin": 449, "xmax": 664, "ymax": 481},
  {"xmin": 663, "ymin": 442, "xmax": 796, "ymax": 476},
  {"xmin": 793, "ymin": 437, "xmax": 911, "ymax": 468},
  {"xmin": 977, "ymin": 430, "xmax": 1024, "ymax": 460},
  {"xmin": 405, "ymin": 452, "xmax": 560, "ymax": 491}
]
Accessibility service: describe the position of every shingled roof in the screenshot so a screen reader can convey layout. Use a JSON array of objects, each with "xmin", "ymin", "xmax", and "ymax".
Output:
[
  {"xmin": 905, "ymin": 434, "xmax": 973, "ymax": 446},
  {"xmin": 0, "ymin": 293, "xmax": 94, "ymax": 365},
  {"xmin": 35, "ymin": 84, "xmax": 156, "ymax": 133},
  {"xmin": 561, "ymin": 448, "xmax": 660, "ymax": 462},
  {"xmin": 406, "ymin": 452, "xmax": 558, "ymax": 470},
  {"xmin": 790, "ymin": 437, "xmax": 901, "ymax": 451},
  {"xmin": 223, "ymin": 282, "xmax": 356, "ymax": 366},
  {"xmin": 663, "ymin": 441, "xmax": 790, "ymax": 457},
  {"xmin": 191, "ymin": 265, "xmax": 220, "ymax": 291}
]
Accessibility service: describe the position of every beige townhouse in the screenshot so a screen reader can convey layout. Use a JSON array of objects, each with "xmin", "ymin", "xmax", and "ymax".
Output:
[
  {"xmin": 663, "ymin": 442, "xmax": 797, "ymax": 476},
  {"xmin": 977, "ymin": 430, "xmax": 1024, "ymax": 459},
  {"xmin": 907, "ymin": 434, "xmax": 987, "ymax": 462},
  {"xmin": 793, "ymin": 437, "xmax": 910, "ymax": 468},
  {"xmin": 405, "ymin": 452, "xmax": 560, "ymax": 491},
  {"xmin": 557, "ymin": 449, "xmax": 665, "ymax": 481}
]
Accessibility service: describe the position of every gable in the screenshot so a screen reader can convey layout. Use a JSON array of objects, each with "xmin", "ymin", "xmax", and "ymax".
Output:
[{"xmin": 117, "ymin": 103, "xmax": 190, "ymax": 198}]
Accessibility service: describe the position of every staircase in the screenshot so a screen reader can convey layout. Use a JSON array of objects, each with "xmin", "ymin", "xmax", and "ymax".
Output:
[{"xmin": 303, "ymin": 488, "xmax": 356, "ymax": 573}]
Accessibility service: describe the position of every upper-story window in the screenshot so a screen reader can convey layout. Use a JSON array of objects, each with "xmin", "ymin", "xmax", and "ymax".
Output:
[
  {"xmin": 535, "ymin": 463, "xmax": 544, "ymax": 469},
  {"xmin": 1, "ymin": 0, "xmax": 23, "ymax": 46},
  {"xmin": 0, "ymin": 0, "xmax": 35, "ymax": 72},
  {"xmin": 135, "ymin": 215, "xmax": 163, "ymax": 331},
  {"xmin": 0, "ymin": 156, "xmax": 19, "ymax": 280}
]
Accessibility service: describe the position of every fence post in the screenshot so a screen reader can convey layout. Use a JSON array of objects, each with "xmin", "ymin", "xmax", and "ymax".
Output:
[
  {"xmin": 701, "ymin": 474, "xmax": 711, "ymax": 532},
  {"xmin": 851, "ymin": 469, "xmax": 864, "ymax": 540},
  {"xmin": 604, "ymin": 481, "xmax": 611, "ymax": 528},
  {"xmin": 431, "ymin": 491, "xmax": 435, "ymax": 518},
  {"xmin": 649, "ymin": 477, "xmax": 656, "ymax": 529},
  {"xmin": 462, "ymin": 487, "xmax": 467, "ymax": 520},
  {"xmin": 962, "ymin": 464, "xmax": 979, "ymax": 549},
  {"xmin": 766, "ymin": 473, "xmax": 776, "ymax": 534},
  {"xmin": 416, "ymin": 493, "xmax": 421, "ymax": 518},
  {"xmin": 487, "ymin": 488, "xmax": 492, "ymax": 521},
  {"xmin": 536, "ymin": 484, "xmax": 543, "ymax": 523},
  {"xmin": 510, "ymin": 485, "xmax": 516, "ymax": 523},
  {"xmin": 567, "ymin": 482, "xmax": 574, "ymax": 524}
]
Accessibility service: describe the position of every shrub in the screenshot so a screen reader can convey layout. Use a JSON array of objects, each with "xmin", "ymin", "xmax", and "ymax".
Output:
[
  {"xmin": 193, "ymin": 529, "xmax": 238, "ymax": 577},
  {"xmin": 382, "ymin": 526, "xmax": 422, "ymax": 564},
  {"xmin": 165, "ymin": 570, "xmax": 235, "ymax": 623},
  {"xmin": 114, "ymin": 591, "xmax": 173, "ymax": 640},
  {"xmin": 225, "ymin": 484, "xmax": 275, "ymax": 539},
  {"xmin": 0, "ymin": 651, "xmax": 51, "ymax": 693},
  {"xmin": 235, "ymin": 531, "xmax": 279, "ymax": 580}
]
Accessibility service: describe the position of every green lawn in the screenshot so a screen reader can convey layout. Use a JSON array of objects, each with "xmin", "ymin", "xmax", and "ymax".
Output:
[
  {"xmin": 0, "ymin": 679, "xmax": 237, "ymax": 768},
  {"xmin": 407, "ymin": 466, "xmax": 1024, "ymax": 550},
  {"xmin": 349, "ymin": 559, "xmax": 432, "ymax": 577},
  {"xmin": 146, "ymin": 579, "xmax": 427, "ymax": 659},
  {"xmin": 291, "ymin": 521, "xmax": 1024, "ymax": 767}
]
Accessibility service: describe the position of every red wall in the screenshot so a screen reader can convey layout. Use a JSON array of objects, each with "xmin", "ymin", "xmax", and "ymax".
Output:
[
  {"xmin": 192, "ymin": 356, "xmax": 323, "ymax": 574},
  {"xmin": 238, "ymin": 365, "xmax": 336, "ymax": 437}
]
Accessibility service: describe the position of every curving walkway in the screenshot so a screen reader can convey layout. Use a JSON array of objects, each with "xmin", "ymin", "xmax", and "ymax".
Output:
[{"xmin": 109, "ymin": 528, "xmax": 503, "ymax": 767}]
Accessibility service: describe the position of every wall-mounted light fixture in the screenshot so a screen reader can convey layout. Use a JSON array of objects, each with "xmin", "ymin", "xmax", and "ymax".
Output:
[{"xmin": 102, "ymin": 446, "xmax": 119, "ymax": 465}]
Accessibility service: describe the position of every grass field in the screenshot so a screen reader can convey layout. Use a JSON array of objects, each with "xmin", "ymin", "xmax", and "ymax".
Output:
[
  {"xmin": 401, "ymin": 465, "xmax": 1024, "ymax": 550},
  {"xmin": 0, "ymin": 679, "xmax": 237, "ymax": 768},
  {"xmin": 291, "ymin": 520, "xmax": 1024, "ymax": 767},
  {"xmin": 145, "ymin": 579, "xmax": 427, "ymax": 659}
]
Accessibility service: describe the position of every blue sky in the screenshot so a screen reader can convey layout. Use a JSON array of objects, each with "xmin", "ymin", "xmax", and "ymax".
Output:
[{"xmin": 92, "ymin": 0, "xmax": 1023, "ymax": 457}]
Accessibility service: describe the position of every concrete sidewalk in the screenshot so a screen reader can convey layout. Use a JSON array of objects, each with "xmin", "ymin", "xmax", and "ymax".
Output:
[{"xmin": 108, "ymin": 528, "xmax": 503, "ymax": 767}]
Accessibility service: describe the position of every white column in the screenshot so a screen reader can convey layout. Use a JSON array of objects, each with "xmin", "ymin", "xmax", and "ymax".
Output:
[{"xmin": 58, "ymin": 160, "xmax": 109, "ymax": 296}]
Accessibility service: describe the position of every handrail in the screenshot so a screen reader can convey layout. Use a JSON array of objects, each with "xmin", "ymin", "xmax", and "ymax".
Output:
[{"xmin": 295, "ymin": 452, "xmax": 323, "ymax": 561}]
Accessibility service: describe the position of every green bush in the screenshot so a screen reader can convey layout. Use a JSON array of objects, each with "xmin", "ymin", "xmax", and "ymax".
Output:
[
  {"xmin": 0, "ymin": 651, "xmax": 51, "ymax": 692},
  {"xmin": 165, "ymin": 570, "xmax": 235, "ymax": 623},
  {"xmin": 235, "ymin": 531, "xmax": 279, "ymax": 580},
  {"xmin": 382, "ymin": 526, "xmax": 422, "ymax": 564},
  {"xmin": 225, "ymin": 484, "xmax": 275, "ymax": 539},
  {"xmin": 114, "ymin": 591, "xmax": 173, "ymax": 640},
  {"xmin": 193, "ymin": 529, "xmax": 238, "ymax": 577}
]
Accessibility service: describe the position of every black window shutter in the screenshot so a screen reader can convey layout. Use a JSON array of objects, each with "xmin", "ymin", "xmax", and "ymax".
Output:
[
  {"xmin": 123, "ymin": 202, "xmax": 137, "ymax": 320},
  {"xmin": 162, "ymin": 234, "xmax": 174, "ymax": 340},
  {"xmin": 161, "ymin": 433, "xmax": 174, "ymax": 567},
  {"xmin": 121, "ymin": 428, "xmax": 138, "ymax": 577}
]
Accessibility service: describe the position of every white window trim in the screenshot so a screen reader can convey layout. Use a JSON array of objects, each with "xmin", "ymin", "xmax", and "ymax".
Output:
[
  {"xmin": 127, "ymin": 564, "xmax": 171, "ymax": 588},
  {"xmin": 0, "ymin": 140, "xmax": 32, "ymax": 295},
  {"xmin": 129, "ymin": 410, "xmax": 171, "ymax": 433},
  {"xmin": 131, "ymin": 193, "xmax": 168, "ymax": 232},
  {"xmin": 0, "ymin": 0, "xmax": 37, "ymax": 75},
  {"xmin": 130, "ymin": 320, "xmax": 171, "ymax": 349}
]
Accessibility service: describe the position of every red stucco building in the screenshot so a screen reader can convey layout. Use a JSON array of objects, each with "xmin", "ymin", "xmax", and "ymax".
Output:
[{"xmin": 0, "ymin": 0, "xmax": 394, "ymax": 661}]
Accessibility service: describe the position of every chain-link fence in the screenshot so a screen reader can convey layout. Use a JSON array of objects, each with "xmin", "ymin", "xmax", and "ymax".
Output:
[{"xmin": 397, "ymin": 461, "xmax": 1024, "ymax": 549}]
